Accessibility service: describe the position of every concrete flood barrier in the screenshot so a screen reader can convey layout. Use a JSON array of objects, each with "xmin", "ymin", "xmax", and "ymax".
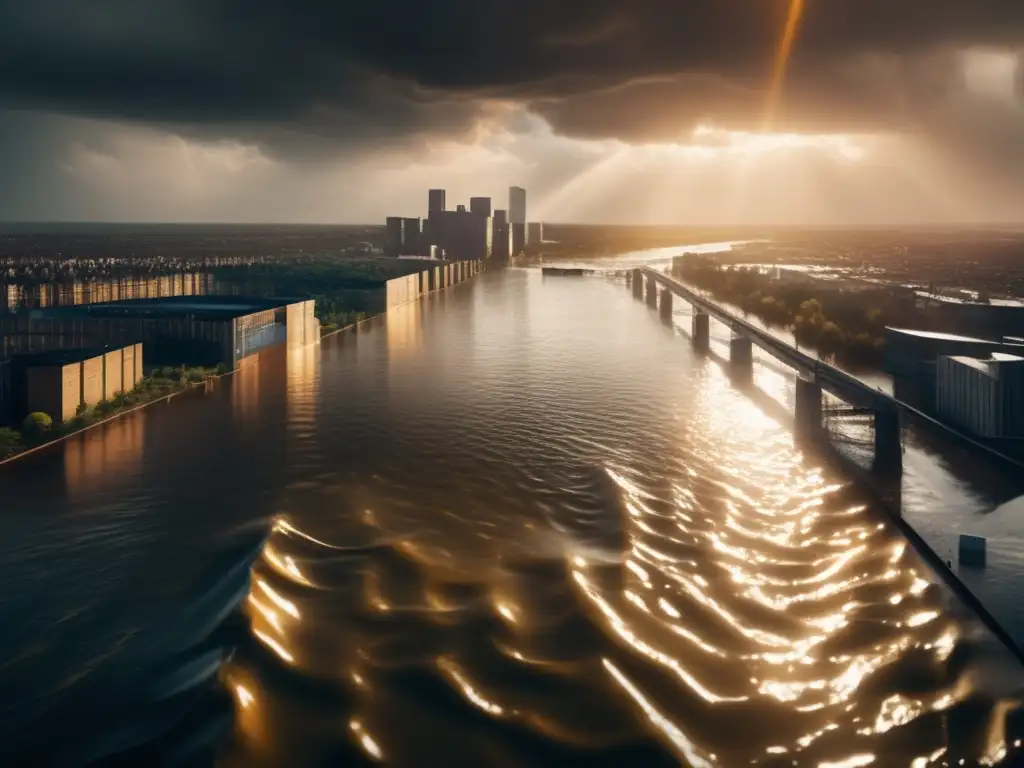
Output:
[{"xmin": 384, "ymin": 260, "xmax": 483, "ymax": 313}]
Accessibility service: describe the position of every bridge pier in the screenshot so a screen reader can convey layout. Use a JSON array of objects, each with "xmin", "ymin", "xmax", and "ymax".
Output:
[
  {"xmin": 729, "ymin": 333, "xmax": 753, "ymax": 382},
  {"xmin": 659, "ymin": 288, "xmax": 673, "ymax": 322},
  {"xmin": 691, "ymin": 311, "xmax": 710, "ymax": 352},
  {"xmin": 646, "ymin": 273, "xmax": 659, "ymax": 307},
  {"xmin": 794, "ymin": 376, "xmax": 823, "ymax": 444},
  {"xmin": 632, "ymin": 268, "xmax": 643, "ymax": 299},
  {"xmin": 873, "ymin": 407, "xmax": 903, "ymax": 477}
]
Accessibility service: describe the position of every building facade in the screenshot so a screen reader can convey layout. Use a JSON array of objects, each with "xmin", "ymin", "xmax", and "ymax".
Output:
[
  {"xmin": 527, "ymin": 222, "xmax": 543, "ymax": 245},
  {"xmin": 937, "ymin": 353, "xmax": 1024, "ymax": 438},
  {"xmin": 469, "ymin": 197, "xmax": 492, "ymax": 218}
]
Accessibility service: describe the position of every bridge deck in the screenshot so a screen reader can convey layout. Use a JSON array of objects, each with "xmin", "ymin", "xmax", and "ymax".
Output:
[{"xmin": 643, "ymin": 268, "xmax": 889, "ymax": 409}]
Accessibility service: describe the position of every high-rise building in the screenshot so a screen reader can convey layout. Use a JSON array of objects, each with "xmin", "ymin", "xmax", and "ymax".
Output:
[
  {"xmin": 509, "ymin": 186, "xmax": 526, "ymax": 225},
  {"xmin": 427, "ymin": 189, "xmax": 446, "ymax": 247},
  {"xmin": 510, "ymin": 222, "xmax": 526, "ymax": 257},
  {"xmin": 492, "ymin": 209, "xmax": 510, "ymax": 262},
  {"xmin": 402, "ymin": 218, "xmax": 421, "ymax": 254},
  {"xmin": 439, "ymin": 209, "xmax": 492, "ymax": 261},
  {"xmin": 385, "ymin": 216, "xmax": 404, "ymax": 257},
  {"xmin": 470, "ymin": 197, "xmax": 492, "ymax": 218},
  {"xmin": 527, "ymin": 222, "xmax": 543, "ymax": 245}
]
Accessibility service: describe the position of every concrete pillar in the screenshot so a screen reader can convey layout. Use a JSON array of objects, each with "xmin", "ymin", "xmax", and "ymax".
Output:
[
  {"xmin": 691, "ymin": 311, "xmax": 710, "ymax": 352},
  {"xmin": 873, "ymin": 407, "xmax": 903, "ymax": 476},
  {"xmin": 794, "ymin": 376, "xmax": 823, "ymax": 444},
  {"xmin": 646, "ymin": 273, "xmax": 658, "ymax": 307},
  {"xmin": 659, "ymin": 287, "xmax": 673, "ymax": 322},
  {"xmin": 632, "ymin": 268, "xmax": 643, "ymax": 299},
  {"xmin": 729, "ymin": 333, "xmax": 753, "ymax": 382}
]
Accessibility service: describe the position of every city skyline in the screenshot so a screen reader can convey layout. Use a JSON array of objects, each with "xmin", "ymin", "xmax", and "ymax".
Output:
[{"xmin": 0, "ymin": 4, "xmax": 1022, "ymax": 225}]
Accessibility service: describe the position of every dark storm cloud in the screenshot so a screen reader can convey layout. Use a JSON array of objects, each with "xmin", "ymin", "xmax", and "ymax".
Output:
[{"xmin": 0, "ymin": 1, "xmax": 1022, "ymax": 150}]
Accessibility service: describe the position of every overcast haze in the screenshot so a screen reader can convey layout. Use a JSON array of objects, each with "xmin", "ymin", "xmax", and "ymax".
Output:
[{"xmin": 0, "ymin": 1, "xmax": 1022, "ymax": 225}]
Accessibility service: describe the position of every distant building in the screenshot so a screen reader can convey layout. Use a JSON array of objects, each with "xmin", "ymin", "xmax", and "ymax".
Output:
[
  {"xmin": 428, "ymin": 189, "xmax": 446, "ymax": 214},
  {"xmin": 937, "ymin": 353, "xmax": 1024, "ymax": 438},
  {"xmin": 401, "ymin": 217, "xmax": 421, "ymax": 254},
  {"xmin": 470, "ymin": 197, "xmax": 492, "ymax": 218},
  {"xmin": 385, "ymin": 216, "xmax": 404, "ymax": 257},
  {"xmin": 916, "ymin": 291, "xmax": 1024, "ymax": 339},
  {"xmin": 426, "ymin": 190, "xmax": 447, "ymax": 248},
  {"xmin": 492, "ymin": 209, "xmax": 510, "ymax": 262},
  {"xmin": 510, "ymin": 222, "xmax": 526, "ymax": 257},
  {"xmin": 527, "ymin": 222, "xmax": 543, "ymax": 245},
  {"xmin": 438, "ymin": 209, "xmax": 492, "ymax": 261},
  {"xmin": 509, "ymin": 186, "xmax": 526, "ymax": 225}
]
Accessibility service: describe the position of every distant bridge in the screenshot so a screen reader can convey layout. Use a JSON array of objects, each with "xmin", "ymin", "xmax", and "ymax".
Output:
[{"xmin": 635, "ymin": 266, "xmax": 1024, "ymax": 479}]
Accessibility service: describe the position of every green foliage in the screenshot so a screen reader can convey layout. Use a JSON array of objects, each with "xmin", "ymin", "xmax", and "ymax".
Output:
[
  {"xmin": 0, "ymin": 427, "xmax": 23, "ymax": 458},
  {"xmin": 21, "ymin": 412, "xmax": 53, "ymax": 442}
]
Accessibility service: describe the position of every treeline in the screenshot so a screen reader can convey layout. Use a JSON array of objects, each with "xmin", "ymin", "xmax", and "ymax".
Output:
[{"xmin": 678, "ymin": 257, "xmax": 914, "ymax": 367}]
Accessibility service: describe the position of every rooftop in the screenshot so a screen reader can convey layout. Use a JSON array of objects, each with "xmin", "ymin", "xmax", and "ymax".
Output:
[
  {"xmin": 27, "ymin": 295, "xmax": 312, "ymax": 321},
  {"xmin": 886, "ymin": 327, "xmax": 996, "ymax": 343},
  {"xmin": 12, "ymin": 345, "xmax": 131, "ymax": 367}
]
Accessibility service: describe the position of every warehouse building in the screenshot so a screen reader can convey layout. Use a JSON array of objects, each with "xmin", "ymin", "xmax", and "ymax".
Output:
[
  {"xmin": 2, "ymin": 343, "xmax": 142, "ymax": 424},
  {"xmin": 937, "ymin": 353, "xmax": 1024, "ymax": 438},
  {"xmin": 0, "ymin": 296, "xmax": 318, "ymax": 370}
]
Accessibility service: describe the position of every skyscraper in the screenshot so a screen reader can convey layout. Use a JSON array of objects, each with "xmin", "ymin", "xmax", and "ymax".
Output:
[
  {"xmin": 385, "ymin": 216, "xmax": 403, "ymax": 257},
  {"xmin": 492, "ymin": 209, "xmax": 510, "ymax": 262},
  {"xmin": 470, "ymin": 197, "xmax": 492, "ymax": 217},
  {"xmin": 428, "ymin": 189, "xmax": 446, "ymax": 213},
  {"xmin": 527, "ymin": 222, "xmax": 543, "ymax": 245},
  {"xmin": 509, "ymin": 186, "xmax": 526, "ymax": 225}
]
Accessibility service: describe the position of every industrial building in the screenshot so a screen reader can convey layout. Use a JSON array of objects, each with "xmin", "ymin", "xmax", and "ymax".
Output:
[
  {"xmin": 0, "ymin": 296, "xmax": 318, "ymax": 371},
  {"xmin": 1, "ymin": 343, "xmax": 142, "ymax": 424},
  {"xmin": 937, "ymin": 353, "xmax": 1024, "ymax": 438},
  {"xmin": 916, "ymin": 292, "xmax": 1024, "ymax": 339},
  {"xmin": 883, "ymin": 327, "xmax": 1004, "ymax": 381}
]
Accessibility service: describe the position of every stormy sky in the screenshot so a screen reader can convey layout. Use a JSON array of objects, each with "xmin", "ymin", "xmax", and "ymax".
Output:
[{"xmin": 0, "ymin": 1, "xmax": 1022, "ymax": 224}]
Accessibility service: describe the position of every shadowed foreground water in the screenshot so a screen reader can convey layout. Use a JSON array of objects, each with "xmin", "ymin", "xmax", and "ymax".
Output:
[{"xmin": 2, "ymin": 268, "xmax": 1023, "ymax": 766}]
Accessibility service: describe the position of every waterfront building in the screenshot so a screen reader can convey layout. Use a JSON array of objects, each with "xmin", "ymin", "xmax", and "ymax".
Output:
[
  {"xmin": 2, "ymin": 343, "xmax": 142, "ymax": 425},
  {"xmin": 469, "ymin": 197, "xmax": 492, "ymax": 218},
  {"xmin": 937, "ymin": 353, "xmax": 1024, "ymax": 438},
  {"xmin": 527, "ymin": 222, "xmax": 543, "ymax": 245},
  {"xmin": 509, "ymin": 186, "xmax": 526, "ymax": 225},
  {"xmin": 0, "ymin": 296, "xmax": 319, "ymax": 371}
]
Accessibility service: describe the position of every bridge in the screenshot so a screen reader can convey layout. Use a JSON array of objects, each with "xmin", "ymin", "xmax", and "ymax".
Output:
[{"xmin": 634, "ymin": 266, "xmax": 904, "ymax": 477}]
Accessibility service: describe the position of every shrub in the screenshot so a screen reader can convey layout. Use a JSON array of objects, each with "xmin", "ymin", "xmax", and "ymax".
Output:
[
  {"xmin": 21, "ymin": 412, "xmax": 53, "ymax": 441},
  {"xmin": 0, "ymin": 427, "xmax": 23, "ymax": 458}
]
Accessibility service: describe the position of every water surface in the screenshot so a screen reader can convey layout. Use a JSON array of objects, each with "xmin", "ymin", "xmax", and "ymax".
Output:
[{"xmin": 1, "ymin": 267, "xmax": 1022, "ymax": 765}]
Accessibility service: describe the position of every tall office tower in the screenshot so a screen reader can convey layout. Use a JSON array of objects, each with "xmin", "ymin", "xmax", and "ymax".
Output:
[
  {"xmin": 470, "ymin": 197, "xmax": 492, "ymax": 218},
  {"xmin": 527, "ymin": 222, "xmax": 543, "ymax": 245},
  {"xmin": 427, "ymin": 189, "xmax": 446, "ymax": 247},
  {"xmin": 509, "ymin": 186, "xmax": 526, "ymax": 225},
  {"xmin": 428, "ymin": 189, "xmax": 446, "ymax": 213},
  {"xmin": 385, "ymin": 216, "xmax": 404, "ymax": 257},
  {"xmin": 439, "ymin": 209, "xmax": 492, "ymax": 261},
  {"xmin": 492, "ymin": 209, "xmax": 510, "ymax": 262}
]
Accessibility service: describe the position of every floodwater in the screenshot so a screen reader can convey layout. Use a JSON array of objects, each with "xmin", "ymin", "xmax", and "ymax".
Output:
[{"xmin": 2, "ymin": 264, "xmax": 1024, "ymax": 766}]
